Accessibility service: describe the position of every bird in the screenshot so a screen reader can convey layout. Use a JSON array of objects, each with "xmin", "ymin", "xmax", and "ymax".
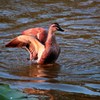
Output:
[{"xmin": 5, "ymin": 23, "xmax": 65, "ymax": 64}]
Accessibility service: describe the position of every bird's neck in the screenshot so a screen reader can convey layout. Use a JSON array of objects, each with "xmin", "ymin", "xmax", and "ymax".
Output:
[{"xmin": 45, "ymin": 29, "xmax": 56, "ymax": 47}]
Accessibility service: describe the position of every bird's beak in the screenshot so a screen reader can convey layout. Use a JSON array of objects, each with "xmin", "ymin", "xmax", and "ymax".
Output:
[
  {"xmin": 57, "ymin": 25, "xmax": 67, "ymax": 32},
  {"xmin": 57, "ymin": 26, "xmax": 64, "ymax": 32}
]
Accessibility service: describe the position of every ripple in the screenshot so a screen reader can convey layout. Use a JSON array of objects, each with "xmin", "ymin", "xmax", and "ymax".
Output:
[
  {"xmin": 10, "ymin": 82, "xmax": 100, "ymax": 96},
  {"xmin": 85, "ymin": 83, "xmax": 100, "ymax": 90},
  {"xmin": 0, "ymin": 23, "xmax": 11, "ymax": 29},
  {"xmin": 16, "ymin": 18, "xmax": 34, "ymax": 24}
]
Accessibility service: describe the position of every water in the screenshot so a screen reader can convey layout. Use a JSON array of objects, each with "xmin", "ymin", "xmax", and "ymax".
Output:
[{"xmin": 0, "ymin": 0, "xmax": 100, "ymax": 99}]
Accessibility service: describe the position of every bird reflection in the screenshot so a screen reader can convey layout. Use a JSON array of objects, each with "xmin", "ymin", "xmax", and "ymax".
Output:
[
  {"xmin": 9, "ymin": 63, "xmax": 60, "ymax": 83},
  {"xmin": 23, "ymin": 88, "xmax": 56, "ymax": 100},
  {"xmin": 29, "ymin": 63, "xmax": 60, "ymax": 78},
  {"xmin": 6, "ymin": 63, "xmax": 61, "ymax": 100}
]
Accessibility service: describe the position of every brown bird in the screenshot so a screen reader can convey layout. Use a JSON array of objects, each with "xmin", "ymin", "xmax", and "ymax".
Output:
[{"xmin": 6, "ymin": 23, "xmax": 65, "ymax": 64}]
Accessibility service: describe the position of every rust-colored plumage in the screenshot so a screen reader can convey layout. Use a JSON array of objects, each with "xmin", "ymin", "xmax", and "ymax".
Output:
[
  {"xmin": 22, "ymin": 27, "xmax": 47, "ymax": 44},
  {"xmin": 6, "ymin": 23, "xmax": 64, "ymax": 64}
]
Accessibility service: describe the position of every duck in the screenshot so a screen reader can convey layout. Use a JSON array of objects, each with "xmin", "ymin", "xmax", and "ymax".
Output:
[{"xmin": 6, "ymin": 23, "xmax": 65, "ymax": 64}]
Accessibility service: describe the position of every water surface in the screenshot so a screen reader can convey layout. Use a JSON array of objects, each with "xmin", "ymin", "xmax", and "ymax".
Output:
[{"xmin": 0, "ymin": 0, "xmax": 100, "ymax": 99}]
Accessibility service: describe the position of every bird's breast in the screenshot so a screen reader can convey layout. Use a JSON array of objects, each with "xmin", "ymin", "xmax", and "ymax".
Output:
[{"xmin": 38, "ymin": 45, "xmax": 60, "ymax": 64}]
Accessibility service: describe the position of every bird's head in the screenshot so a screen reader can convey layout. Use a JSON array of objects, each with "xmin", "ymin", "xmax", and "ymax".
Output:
[{"xmin": 50, "ymin": 23, "xmax": 65, "ymax": 32}]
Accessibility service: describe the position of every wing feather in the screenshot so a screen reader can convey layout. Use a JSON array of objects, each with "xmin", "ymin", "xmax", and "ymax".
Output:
[
  {"xmin": 5, "ymin": 35, "xmax": 45, "ymax": 61},
  {"xmin": 5, "ymin": 37, "xmax": 28, "ymax": 47}
]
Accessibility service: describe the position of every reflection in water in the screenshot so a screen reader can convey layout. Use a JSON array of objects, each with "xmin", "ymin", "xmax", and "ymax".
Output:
[
  {"xmin": 8, "ymin": 63, "xmax": 60, "ymax": 83},
  {"xmin": 30, "ymin": 63, "xmax": 60, "ymax": 78},
  {"xmin": 23, "ymin": 88, "xmax": 100, "ymax": 100},
  {"xmin": 7, "ymin": 62, "xmax": 99, "ymax": 100}
]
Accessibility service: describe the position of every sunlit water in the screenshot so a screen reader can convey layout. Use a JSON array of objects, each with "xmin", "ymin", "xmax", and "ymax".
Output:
[{"xmin": 0, "ymin": 0, "xmax": 100, "ymax": 99}]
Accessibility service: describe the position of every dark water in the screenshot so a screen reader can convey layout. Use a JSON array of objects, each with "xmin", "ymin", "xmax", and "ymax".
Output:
[{"xmin": 0, "ymin": 0, "xmax": 100, "ymax": 99}]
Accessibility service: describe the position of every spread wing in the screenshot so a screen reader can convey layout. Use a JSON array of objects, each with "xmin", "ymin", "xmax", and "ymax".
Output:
[
  {"xmin": 22, "ymin": 28, "xmax": 47, "ymax": 44},
  {"xmin": 5, "ymin": 35, "xmax": 45, "ymax": 61}
]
